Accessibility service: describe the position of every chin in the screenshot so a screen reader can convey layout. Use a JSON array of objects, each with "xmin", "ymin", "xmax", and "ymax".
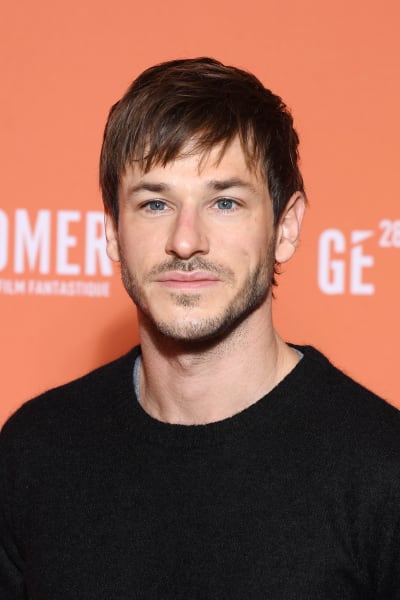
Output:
[
  {"xmin": 146, "ymin": 298, "xmax": 267, "ymax": 345},
  {"xmin": 153, "ymin": 320, "xmax": 227, "ymax": 344}
]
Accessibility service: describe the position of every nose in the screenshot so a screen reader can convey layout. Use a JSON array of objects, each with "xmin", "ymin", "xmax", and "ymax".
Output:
[{"xmin": 165, "ymin": 206, "xmax": 209, "ymax": 259}]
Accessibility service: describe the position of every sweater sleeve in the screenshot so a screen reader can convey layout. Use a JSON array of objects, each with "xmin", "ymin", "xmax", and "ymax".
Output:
[{"xmin": 0, "ymin": 430, "xmax": 25, "ymax": 599}]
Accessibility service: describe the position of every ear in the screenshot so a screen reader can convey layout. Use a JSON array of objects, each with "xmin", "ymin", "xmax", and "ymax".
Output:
[
  {"xmin": 275, "ymin": 192, "xmax": 306, "ymax": 264},
  {"xmin": 104, "ymin": 212, "xmax": 121, "ymax": 263}
]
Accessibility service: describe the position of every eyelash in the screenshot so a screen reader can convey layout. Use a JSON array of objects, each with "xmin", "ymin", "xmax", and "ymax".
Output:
[
  {"xmin": 141, "ymin": 197, "xmax": 240, "ymax": 214},
  {"xmin": 143, "ymin": 200, "xmax": 168, "ymax": 213},
  {"xmin": 214, "ymin": 198, "xmax": 239, "ymax": 212}
]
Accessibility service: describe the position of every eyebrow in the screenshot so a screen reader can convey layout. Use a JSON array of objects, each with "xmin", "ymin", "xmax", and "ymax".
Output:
[
  {"xmin": 127, "ymin": 182, "xmax": 171, "ymax": 195},
  {"xmin": 127, "ymin": 178, "xmax": 257, "ymax": 195},
  {"xmin": 205, "ymin": 178, "xmax": 258, "ymax": 192}
]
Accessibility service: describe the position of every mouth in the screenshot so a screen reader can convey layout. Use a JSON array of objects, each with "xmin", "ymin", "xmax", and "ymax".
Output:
[{"xmin": 154, "ymin": 271, "xmax": 221, "ymax": 290}]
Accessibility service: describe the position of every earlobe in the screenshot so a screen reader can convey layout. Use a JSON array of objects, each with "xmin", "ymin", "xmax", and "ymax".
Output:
[
  {"xmin": 104, "ymin": 213, "xmax": 121, "ymax": 263},
  {"xmin": 275, "ymin": 192, "xmax": 306, "ymax": 264}
]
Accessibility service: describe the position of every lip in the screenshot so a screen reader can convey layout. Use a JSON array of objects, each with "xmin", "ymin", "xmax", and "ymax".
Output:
[{"xmin": 154, "ymin": 271, "xmax": 221, "ymax": 289}]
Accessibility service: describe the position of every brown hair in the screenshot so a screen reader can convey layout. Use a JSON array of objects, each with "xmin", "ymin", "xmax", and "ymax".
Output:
[{"xmin": 100, "ymin": 57, "xmax": 304, "ymax": 224}]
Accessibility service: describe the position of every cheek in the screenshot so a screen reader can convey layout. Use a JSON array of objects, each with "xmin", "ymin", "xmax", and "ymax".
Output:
[
  {"xmin": 120, "ymin": 218, "xmax": 168, "ymax": 250},
  {"xmin": 119, "ymin": 236, "xmax": 167, "ymax": 282},
  {"xmin": 118, "ymin": 224, "xmax": 150, "ymax": 256},
  {"xmin": 234, "ymin": 229, "xmax": 271, "ymax": 260}
]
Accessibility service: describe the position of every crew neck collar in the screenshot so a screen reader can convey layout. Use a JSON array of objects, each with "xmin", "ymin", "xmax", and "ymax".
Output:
[{"xmin": 110, "ymin": 344, "xmax": 324, "ymax": 449}]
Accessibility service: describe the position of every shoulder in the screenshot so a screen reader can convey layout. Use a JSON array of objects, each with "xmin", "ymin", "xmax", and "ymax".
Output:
[
  {"xmin": 1, "ymin": 347, "xmax": 140, "ymax": 449},
  {"xmin": 297, "ymin": 344, "xmax": 398, "ymax": 412},
  {"xmin": 291, "ymin": 344, "xmax": 400, "ymax": 468},
  {"xmin": 293, "ymin": 344, "xmax": 398, "ymax": 409}
]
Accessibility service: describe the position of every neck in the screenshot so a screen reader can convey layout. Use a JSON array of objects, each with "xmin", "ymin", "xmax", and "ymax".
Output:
[{"xmin": 137, "ymin": 302, "xmax": 299, "ymax": 425}]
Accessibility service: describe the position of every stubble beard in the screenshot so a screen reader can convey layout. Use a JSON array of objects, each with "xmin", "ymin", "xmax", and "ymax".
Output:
[{"xmin": 119, "ymin": 239, "xmax": 276, "ymax": 344}]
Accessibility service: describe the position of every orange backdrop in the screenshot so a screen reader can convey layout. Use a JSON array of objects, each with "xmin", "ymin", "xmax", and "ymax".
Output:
[{"xmin": 1, "ymin": 0, "xmax": 399, "ymax": 425}]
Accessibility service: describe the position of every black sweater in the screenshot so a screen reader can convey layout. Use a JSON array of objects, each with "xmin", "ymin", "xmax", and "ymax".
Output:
[{"xmin": 1, "ymin": 346, "xmax": 400, "ymax": 599}]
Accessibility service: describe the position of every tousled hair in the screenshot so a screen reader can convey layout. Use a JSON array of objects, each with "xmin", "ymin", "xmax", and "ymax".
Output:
[{"xmin": 100, "ymin": 57, "xmax": 305, "ymax": 224}]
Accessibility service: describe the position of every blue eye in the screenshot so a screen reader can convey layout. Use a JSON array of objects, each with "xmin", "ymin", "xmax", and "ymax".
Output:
[
  {"xmin": 216, "ymin": 198, "xmax": 236, "ymax": 210},
  {"xmin": 147, "ymin": 200, "xmax": 166, "ymax": 211}
]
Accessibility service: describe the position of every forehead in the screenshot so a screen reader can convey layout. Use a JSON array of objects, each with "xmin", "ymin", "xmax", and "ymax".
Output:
[{"xmin": 121, "ymin": 137, "xmax": 265, "ymax": 186}]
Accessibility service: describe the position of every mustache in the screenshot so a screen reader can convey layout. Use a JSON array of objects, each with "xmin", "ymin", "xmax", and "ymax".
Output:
[{"xmin": 146, "ymin": 257, "xmax": 234, "ymax": 280}]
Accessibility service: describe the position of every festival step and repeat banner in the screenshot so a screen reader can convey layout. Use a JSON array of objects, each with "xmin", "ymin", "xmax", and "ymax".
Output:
[{"xmin": 1, "ymin": 0, "xmax": 399, "ymax": 425}]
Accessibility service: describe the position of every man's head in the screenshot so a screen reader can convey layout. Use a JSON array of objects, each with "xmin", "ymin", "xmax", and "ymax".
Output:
[
  {"xmin": 100, "ymin": 57, "xmax": 304, "ymax": 226},
  {"xmin": 101, "ymin": 58, "xmax": 305, "ymax": 344}
]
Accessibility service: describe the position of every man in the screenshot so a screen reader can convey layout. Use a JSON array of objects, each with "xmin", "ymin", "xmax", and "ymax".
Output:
[{"xmin": 1, "ymin": 58, "xmax": 400, "ymax": 599}]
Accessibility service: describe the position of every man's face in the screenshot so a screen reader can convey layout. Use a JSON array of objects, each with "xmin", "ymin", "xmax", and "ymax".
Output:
[{"xmin": 106, "ymin": 138, "xmax": 282, "ymax": 343}]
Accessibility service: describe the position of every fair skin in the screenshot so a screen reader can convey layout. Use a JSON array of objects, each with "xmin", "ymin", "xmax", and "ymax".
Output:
[{"xmin": 105, "ymin": 138, "xmax": 305, "ymax": 425}]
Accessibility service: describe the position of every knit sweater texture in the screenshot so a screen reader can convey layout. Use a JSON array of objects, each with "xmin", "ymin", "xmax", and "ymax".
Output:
[{"xmin": 1, "ymin": 345, "xmax": 400, "ymax": 599}]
